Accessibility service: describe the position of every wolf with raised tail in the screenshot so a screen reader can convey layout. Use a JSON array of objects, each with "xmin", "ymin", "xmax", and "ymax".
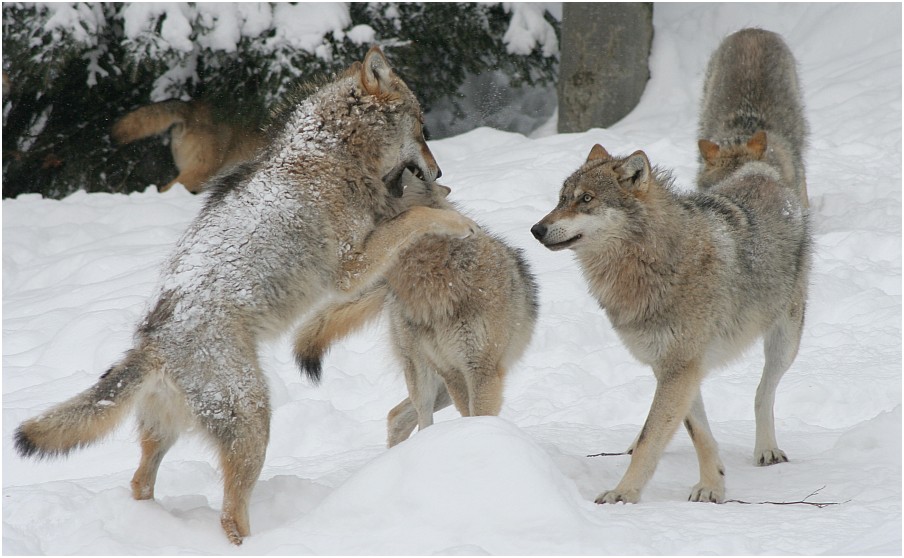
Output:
[
  {"xmin": 697, "ymin": 28, "xmax": 810, "ymax": 208},
  {"xmin": 14, "ymin": 47, "xmax": 478, "ymax": 545},
  {"xmin": 294, "ymin": 171, "xmax": 538, "ymax": 447},
  {"xmin": 531, "ymin": 144, "xmax": 810, "ymax": 505}
]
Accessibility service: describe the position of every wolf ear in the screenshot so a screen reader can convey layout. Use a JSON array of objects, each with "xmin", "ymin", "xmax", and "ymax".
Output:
[
  {"xmin": 616, "ymin": 151, "xmax": 652, "ymax": 191},
  {"xmin": 747, "ymin": 130, "xmax": 768, "ymax": 159},
  {"xmin": 698, "ymin": 139, "xmax": 721, "ymax": 165},
  {"xmin": 586, "ymin": 144, "xmax": 610, "ymax": 162},
  {"xmin": 361, "ymin": 46, "xmax": 396, "ymax": 96}
]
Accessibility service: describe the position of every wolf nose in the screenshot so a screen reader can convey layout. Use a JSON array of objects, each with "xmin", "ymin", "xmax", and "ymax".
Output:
[
  {"xmin": 530, "ymin": 223, "xmax": 546, "ymax": 241},
  {"xmin": 435, "ymin": 166, "xmax": 442, "ymax": 179}
]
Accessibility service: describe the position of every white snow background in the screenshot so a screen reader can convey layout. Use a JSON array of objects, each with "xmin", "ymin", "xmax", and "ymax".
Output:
[{"xmin": 3, "ymin": 3, "xmax": 901, "ymax": 555}]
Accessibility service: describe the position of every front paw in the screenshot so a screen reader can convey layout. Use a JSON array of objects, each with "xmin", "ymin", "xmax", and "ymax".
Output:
[
  {"xmin": 755, "ymin": 448, "xmax": 788, "ymax": 466},
  {"xmin": 595, "ymin": 487, "xmax": 641, "ymax": 504},
  {"xmin": 430, "ymin": 209, "xmax": 480, "ymax": 239},
  {"xmin": 689, "ymin": 482, "xmax": 724, "ymax": 503}
]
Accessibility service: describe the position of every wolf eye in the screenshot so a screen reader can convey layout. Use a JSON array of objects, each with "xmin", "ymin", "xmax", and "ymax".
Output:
[{"xmin": 581, "ymin": 193, "xmax": 593, "ymax": 203}]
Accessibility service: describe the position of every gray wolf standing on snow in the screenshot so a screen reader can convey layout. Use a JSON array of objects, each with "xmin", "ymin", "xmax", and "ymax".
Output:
[
  {"xmin": 294, "ymin": 171, "xmax": 539, "ymax": 448},
  {"xmin": 530, "ymin": 140, "xmax": 810, "ymax": 504},
  {"xmin": 697, "ymin": 28, "xmax": 810, "ymax": 208},
  {"xmin": 14, "ymin": 47, "xmax": 478, "ymax": 545},
  {"xmin": 111, "ymin": 99, "xmax": 268, "ymax": 194}
]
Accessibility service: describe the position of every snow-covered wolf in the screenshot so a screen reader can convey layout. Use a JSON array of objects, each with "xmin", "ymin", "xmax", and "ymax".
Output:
[{"xmin": 15, "ymin": 47, "xmax": 477, "ymax": 545}]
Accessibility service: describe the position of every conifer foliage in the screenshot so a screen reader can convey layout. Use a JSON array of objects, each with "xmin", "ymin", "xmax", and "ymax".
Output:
[{"xmin": 2, "ymin": 3, "xmax": 558, "ymax": 198}]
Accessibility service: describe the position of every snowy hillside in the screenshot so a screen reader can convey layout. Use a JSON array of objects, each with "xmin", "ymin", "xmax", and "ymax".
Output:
[{"xmin": 3, "ymin": 3, "xmax": 901, "ymax": 555}]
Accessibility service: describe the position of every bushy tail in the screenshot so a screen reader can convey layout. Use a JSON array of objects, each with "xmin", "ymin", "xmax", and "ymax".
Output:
[
  {"xmin": 293, "ymin": 283, "xmax": 389, "ymax": 383},
  {"xmin": 110, "ymin": 100, "xmax": 194, "ymax": 145},
  {"xmin": 15, "ymin": 350, "xmax": 148, "ymax": 459}
]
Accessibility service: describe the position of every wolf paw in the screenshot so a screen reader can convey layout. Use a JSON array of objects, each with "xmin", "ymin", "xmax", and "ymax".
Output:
[
  {"xmin": 595, "ymin": 488, "xmax": 641, "ymax": 504},
  {"xmin": 431, "ymin": 209, "xmax": 480, "ymax": 239},
  {"xmin": 755, "ymin": 448, "xmax": 788, "ymax": 466},
  {"xmin": 689, "ymin": 482, "xmax": 724, "ymax": 503},
  {"xmin": 221, "ymin": 515, "xmax": 246, "ymax": 546}
]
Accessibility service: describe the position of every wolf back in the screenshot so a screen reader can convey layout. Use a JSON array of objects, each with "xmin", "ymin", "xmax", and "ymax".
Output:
[{"xmin": 697, "ymin": 28, "xmax": 809, "ymax": 205}]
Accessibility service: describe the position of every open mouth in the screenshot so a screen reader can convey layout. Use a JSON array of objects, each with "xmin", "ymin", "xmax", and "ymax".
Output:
[
  {"xmin": 408, "ymin": 165, "xmax": 426, "ymax": 180},
  {"xmin": 544, "ymin": 234, "xmax": 582, "ymax": 251},
  {"xmin": 383, "ymin": 163, "xmax": 427, "ymax": 197}
]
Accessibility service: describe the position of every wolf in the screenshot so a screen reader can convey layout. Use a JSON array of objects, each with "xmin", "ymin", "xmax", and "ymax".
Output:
[
  {"xmin": 294, "ymin": 171, "xmax": 539, "ymax": 448},
  {"xmin": 531, "ymin": 143, "xmax": 810, "ymax": 505},
  {"xmin": 14, "ymin": 47, "xmax": 479, "ymax": 545},
  {"xmin": 696, "ymin": 28, "xmax": 809, "ymax": 207},
  {"xmin": 111, "ymin": 98, "xmax": 267, "ymax": 193}
]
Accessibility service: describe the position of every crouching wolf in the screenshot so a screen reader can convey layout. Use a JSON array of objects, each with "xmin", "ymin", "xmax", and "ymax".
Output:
[
  {"xmin": 15, "ymin": 47, "xmax": 478, "ymax": 545},
  {"xmin": 696, "ymin": 28, "xmax": 809, "ymax": 208},
  {"xmin": 111, "ymin": 98, "xmax": 266, "ymax": 193},
  {"xmin": 531, "ymin": 143, "xmax": 810, "ymax": 505},
  {"xmin": 294, "ymin": 171, "xmax": 538, "ymax": 447}
]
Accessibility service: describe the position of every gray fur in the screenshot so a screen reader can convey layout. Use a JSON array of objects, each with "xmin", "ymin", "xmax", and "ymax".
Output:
[
  {"xmin": 697, "ymin": 28, "xmax": 809, "ymax": 206},
  {"xmin": 532, "ymin": 143, "xmax": 811, "ymax": 505}
]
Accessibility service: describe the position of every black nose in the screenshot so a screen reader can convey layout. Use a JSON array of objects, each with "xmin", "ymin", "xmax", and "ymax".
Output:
[
  {"xmin": 530, "ymin": 223, "xmax": 546, "ymax": 240},
  {"xmin": 435, "ymin": 166, "xmax": 442, "ymax": 179}
]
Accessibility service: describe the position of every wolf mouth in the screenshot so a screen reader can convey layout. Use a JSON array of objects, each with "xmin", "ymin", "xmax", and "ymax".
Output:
[
  {"xmin": 544, "ymin": 234, "xmax": 583, "ymax": 251},
  {"xmin": 383, "ymin": 163, "xmax": 427, "ymax": 197}
]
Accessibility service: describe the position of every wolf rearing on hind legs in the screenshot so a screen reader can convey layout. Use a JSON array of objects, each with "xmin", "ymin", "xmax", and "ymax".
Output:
[{"xmin": 15, "ymin": 47, "xmax": 477, "ymax": 545}]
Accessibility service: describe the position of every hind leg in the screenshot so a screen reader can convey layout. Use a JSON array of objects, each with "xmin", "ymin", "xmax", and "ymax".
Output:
[
  {"xmin": 437, "ymin": 368, "xmax": 472, "ymax": 417},
  {"xmin": 130, "ymin": 388, "xmax": 185, "ymax": 500},
  {"xmin": 131, "ymin": 426, "xmax": 178, "ymax": 500},
  {"xmin": 194, "ymin": 373, "xmax": 270, "ymax": 545},
  {"xmin": 402, "ymin": 353, "xmax": 445, "ymax": 432},
  {"xmin": 218, "ymin": 428, "xmax": 268, "ymax": 546},
  {"xmin": 464, "ymin": 362, "xmax": 505, "ymax": 417},
  {"xmin": 387, "ymin": 385, "xmax": 453, "ymax": 448},
  {"xmin": 755, "ymin": 307, "xmax": 803, "ymax": 465}
]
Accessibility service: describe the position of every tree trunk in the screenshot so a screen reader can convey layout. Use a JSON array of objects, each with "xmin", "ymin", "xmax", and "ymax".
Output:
[{"xmin": 557, "ymin": 3, "xmax": 653, "ymax": 133}]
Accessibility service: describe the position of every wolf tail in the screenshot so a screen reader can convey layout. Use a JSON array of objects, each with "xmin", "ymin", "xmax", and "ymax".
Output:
[
  {"xmin": 293, "ymin": 283, "xmax": 389, "ymax": 383},
  {"xmin": 14, "ymin": 350, "xmax": 148, "ymax": 459},
  {"xmin": 110, "ymin": 100, "xmax": 196, "ymax": 145}
]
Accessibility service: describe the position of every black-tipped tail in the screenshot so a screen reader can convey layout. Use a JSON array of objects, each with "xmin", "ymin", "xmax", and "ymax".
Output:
[
  {"xmin": 13, "ymin": 352, "xmax": 146, "ymax": 460},
  {"xmin": 14, "ymin": 426, "xmax": 41, "ymax": 458},
  {"xmin": 296, "ymin": 353, "xmax": 323, "ymax": 384}
]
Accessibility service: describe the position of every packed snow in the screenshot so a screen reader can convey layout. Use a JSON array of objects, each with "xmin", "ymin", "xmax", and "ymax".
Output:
[{"xmin": 3, "ymin": 3, "xmax": 901, "ymax": 555}]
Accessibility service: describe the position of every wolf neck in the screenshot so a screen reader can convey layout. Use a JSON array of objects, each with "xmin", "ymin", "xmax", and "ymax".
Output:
[
  {"xmin": 277, "ymin": 100, "xmax": 341, "ymax": 162},
  {"xmin": 577, "ymin": 189, "xmax": 687, "ymax": 327},
  {"xmin": 276, "ymin": 81, "xmax": 388, "ymax": 174}
]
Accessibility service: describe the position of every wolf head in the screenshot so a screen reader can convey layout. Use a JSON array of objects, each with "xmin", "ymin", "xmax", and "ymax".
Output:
[
  {"xmin": 356, "ymin": 48, "xmax": 442, "ymax": 195},
  {"xmin": 266, "ymin": 47, "xmax": 440, "ymax": 198},
  {"xmin": 531, "ymin": 145, "xmax": 658, "ymax": 252},
  {"xmin": 697, "ymin": 130, "xmax": 767, "ymax": 190},
  {"xmin": 395, "ymin": 168, "xmax": 453, "ymax": 209}
]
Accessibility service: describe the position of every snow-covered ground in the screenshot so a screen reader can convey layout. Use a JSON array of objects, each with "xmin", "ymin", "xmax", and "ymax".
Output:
[{"xmin": 3, "ymin": 3, "xmax": 901, "ymax": 555}]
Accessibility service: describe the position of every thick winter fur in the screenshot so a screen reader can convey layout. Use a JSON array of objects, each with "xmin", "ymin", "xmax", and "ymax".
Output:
[
  {"xmin": 531, "ymin": 144, "xmax": 810, "ymax": 505},
  {"xmin": 15, "ymin": 47, "xmax": 479, "ymax": 545},
  {"xmin": 294, "ymin": 171, "xmax": 538, "ymax": 447},
  {"xmin": 111, "ymin": 99, "xmax": 267, "ymax": 193},
  {"xmin": 697, "ymin": 28, "xmax": 809, "ymax": 207}
]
